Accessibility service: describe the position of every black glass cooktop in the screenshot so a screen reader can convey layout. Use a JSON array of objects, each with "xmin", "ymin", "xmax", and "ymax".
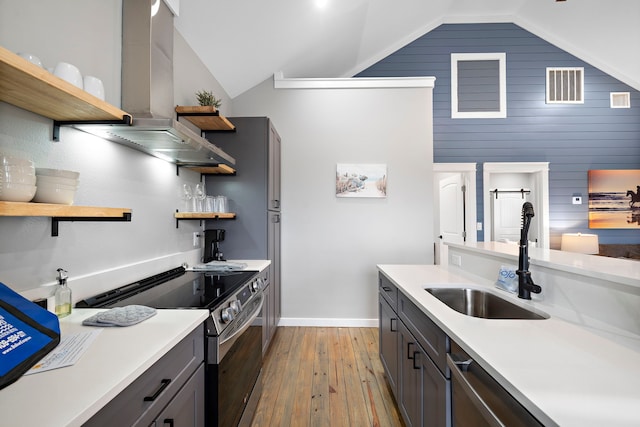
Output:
[{"xmin": 76, "ymin": 267, "xmax": 258, "ymax": 310}]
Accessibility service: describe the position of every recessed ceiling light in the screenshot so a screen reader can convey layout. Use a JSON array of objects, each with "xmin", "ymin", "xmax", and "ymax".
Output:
[{"xmin": 315, "ymin": 0, "xmax": 329, "ymax": 9}]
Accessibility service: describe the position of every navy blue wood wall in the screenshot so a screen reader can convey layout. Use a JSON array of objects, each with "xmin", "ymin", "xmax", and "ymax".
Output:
[{"xmin": 357, "ymin": 23, "xmax": 640, "ymax": 245}]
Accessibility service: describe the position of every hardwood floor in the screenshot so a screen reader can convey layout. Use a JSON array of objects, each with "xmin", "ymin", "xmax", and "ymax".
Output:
[{"xmin": 251, "ymin": 327, "xmax": 404, "ymax": 427}]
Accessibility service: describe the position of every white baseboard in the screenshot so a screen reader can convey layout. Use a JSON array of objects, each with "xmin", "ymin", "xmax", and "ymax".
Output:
[{"xmin": 278, "ymin": 317, "xmax": 378, "ymax": 327}]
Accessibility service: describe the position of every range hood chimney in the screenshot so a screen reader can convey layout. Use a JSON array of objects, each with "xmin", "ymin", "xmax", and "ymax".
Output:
[{"xmin": 74, "ymin": 0, "xmax": 234, "ymax": 167}]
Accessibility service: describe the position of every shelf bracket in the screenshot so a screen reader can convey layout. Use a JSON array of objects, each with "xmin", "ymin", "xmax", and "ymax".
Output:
[
  {"xmin": 52, "ymin": 115, "xmax": 132, "ymax": 141},
  {"xmin": 51, "ymin": 212, "xmax": 132, "ymax": 236}
]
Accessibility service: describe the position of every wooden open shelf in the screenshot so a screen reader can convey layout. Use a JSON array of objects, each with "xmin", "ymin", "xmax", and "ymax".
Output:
[
  {"xmin": 174, "ymin": 212, "xmax": 236, "ymax": 220},
  {"xmin": 175, "ymin": 106, "xmax": 236, "ymax": 131},
  {"xmin": 184, "ymin": 164, "xmax": 236, "ymax": 175},
  {"xmin": 0, "ymin": 46, "xmax": 132, "ymax": 124},
  {"xmin": 0, "ymin": 201, "xmax": 130, "ymax": 217},
  {"xmin": 174, "ymin": 211, "xmax": 236, "ymax": 228},
  {"xmin": 0, "ymin": 201, "xmax": 132, "ymax": 236}
]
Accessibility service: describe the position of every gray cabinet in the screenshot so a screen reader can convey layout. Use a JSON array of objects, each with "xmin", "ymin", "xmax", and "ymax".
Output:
[
  {"xmin": 379, "ymin": 275, "xmax": 399, "ymax": 395},
  {"xmin": 398, "ymin": 319, "xmax": 421, "ymax": 426},
  {"xmin": 153, "ymin": 364, "xmax": 205, "ymax": 427},
  {"xmin": 378, "ymin": 272, "xmax": 450, "ymax": 427},
  {"xmin": 205, "ymin": 117, "xmax": 281, "ymax": 354},
  {"xmin": 84, "ymin": 327, "xmax": 205, "ymax": 427}
]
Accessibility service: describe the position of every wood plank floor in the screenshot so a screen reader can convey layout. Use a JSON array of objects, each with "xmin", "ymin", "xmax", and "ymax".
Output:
[{"xmin": 251, "ymin": 327, "xmax": 404, "ymax": 427}]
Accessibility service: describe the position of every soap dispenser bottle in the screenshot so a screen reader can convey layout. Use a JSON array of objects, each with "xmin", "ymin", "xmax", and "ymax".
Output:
[{"xmin": 54, "ymin": 268, "xmax": 72, "ymax": 318}]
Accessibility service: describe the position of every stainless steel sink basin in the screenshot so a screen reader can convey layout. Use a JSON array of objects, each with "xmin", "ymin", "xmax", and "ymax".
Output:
[{"xmin": 425, "ymin": 287, "xmax": 548, "ymax": 320}]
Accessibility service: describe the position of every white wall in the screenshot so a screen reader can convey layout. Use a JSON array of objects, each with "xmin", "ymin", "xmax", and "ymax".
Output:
[
  {"xmin": 0, "ymin": 1, "xmax": 206, "ymax": 300},
  {"xmin": 0, "ymin": 0, "xmax": 123, "ymax": 107},
  {"xmin": 233, "ymin": 78, "xmax": 435, "ymax": 324}
]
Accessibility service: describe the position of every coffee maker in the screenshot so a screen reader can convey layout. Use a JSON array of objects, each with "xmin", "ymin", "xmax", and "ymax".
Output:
[{"xmin": 204, "ymin": 229, "xmax": 226, "ymax": 262}]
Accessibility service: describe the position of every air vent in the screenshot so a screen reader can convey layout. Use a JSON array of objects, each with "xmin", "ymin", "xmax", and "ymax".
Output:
[
  {"xmin": 546, "ymin": 67, "xmax": 584, "ymax": 104},
  {"xmin": 610, "ymin": 92, "xmax": 630, "ymax": 108}
]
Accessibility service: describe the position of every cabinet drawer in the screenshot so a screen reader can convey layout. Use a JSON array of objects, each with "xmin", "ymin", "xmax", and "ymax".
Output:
[
  {"xmin": 379, "ymin": 273, "xmax": 398, "ymax": 309},
  {"xmin": 399, "ymin": 293, "xmax": 449, "ymax": 377},
  {"xmin": 84, "ymin": 326, "xmax": 204, "ymax": 427}
]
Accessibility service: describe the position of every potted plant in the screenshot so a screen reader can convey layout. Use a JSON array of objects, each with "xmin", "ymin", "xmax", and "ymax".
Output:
[
  {"xmin": 175, "ymin": 90, "xmax": 234, "ymax": 131},
  {"xmin": 195, "ymin": 90, "xmax": 222, "ymax": 109}
]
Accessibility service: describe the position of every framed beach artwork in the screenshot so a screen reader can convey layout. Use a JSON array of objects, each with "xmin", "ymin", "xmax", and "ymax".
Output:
[
  {"xmin": 588, "ymin": 169, "xmax": 640, "ymax": 229},
  {"xmin": 336, "ymin": 164, "xmax": 387, "ymax": 198}
]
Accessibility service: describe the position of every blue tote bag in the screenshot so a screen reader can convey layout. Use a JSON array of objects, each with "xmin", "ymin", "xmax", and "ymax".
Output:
[{"xmin": 0, "ymin": 282, "xmax": 60, "ymax": 390}]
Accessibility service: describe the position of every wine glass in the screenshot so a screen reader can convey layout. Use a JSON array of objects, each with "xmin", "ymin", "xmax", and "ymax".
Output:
[
  {"xmin": 182, "ymin": 184, "xmax": 194, "ymax": 212},
  {"xmin": 195, "ymin": 183, "xmax": 206, "ymax": 212}
]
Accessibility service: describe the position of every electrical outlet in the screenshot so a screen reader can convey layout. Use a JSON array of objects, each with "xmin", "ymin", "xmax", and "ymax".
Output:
[
  {"xmin": 476, "ymin": 222, "xmax": 483, "ymax": 231},
  {"xmin": 193, "ymin": 232, "xmax": 200, "ymax": 247},
  {"xmin": 572, "ymin": 196, "xmax": 582, "ymax": 205}
]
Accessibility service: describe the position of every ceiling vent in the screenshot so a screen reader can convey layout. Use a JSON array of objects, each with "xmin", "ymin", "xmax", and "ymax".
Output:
[
  {"xmin": 546, "ymin": 67, "xmax": 584, "ymax": 104},
  {"xmin": 610, "ymin": 92, "xmax": 631, "ymax": 108}
]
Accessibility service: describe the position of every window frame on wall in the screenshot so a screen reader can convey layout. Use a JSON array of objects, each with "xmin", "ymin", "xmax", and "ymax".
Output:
[{"xmin": 451, "ymin": 52, "xmax": 507, "ymax": 119}]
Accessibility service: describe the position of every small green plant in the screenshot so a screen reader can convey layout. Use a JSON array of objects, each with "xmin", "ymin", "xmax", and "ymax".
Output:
[{"xmin": 195, "ymin": 90, "xmax": 222, "ymax": 108}]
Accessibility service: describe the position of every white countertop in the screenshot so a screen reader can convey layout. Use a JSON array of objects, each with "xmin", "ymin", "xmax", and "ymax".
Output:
[
  {"xmin": 449, "ymin": 241, "xmax": 640, "ymax": 288},
  {"xmin": 0, "ymin": 308, "xmax": 209, "ymax": 427},
  {"xmin": 378, "ymin": 264, "xmax": 640, "ymax": 427}
]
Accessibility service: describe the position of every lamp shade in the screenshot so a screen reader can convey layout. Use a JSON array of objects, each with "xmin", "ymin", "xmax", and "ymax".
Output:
[{"xmin": 561, "ymin": 233, "xmax": 599, "ymax": 254}]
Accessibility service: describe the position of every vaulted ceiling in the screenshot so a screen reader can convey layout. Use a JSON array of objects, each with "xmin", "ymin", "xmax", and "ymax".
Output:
[{"xmin": 175, "ymin": 0, "xmax": 640, "ymax": 98}]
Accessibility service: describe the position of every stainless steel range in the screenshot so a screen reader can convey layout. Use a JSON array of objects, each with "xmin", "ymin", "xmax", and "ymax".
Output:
[{"xmin": 76, "ymin": 266, "xmax": 267, "ymax": 427}]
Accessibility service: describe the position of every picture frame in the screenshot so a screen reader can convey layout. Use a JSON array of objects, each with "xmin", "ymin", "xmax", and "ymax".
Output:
[
  {"xmin": 588, "ymin": 169, "xmax": 640, "ymax": 229},
  {"xmin": 336, "ymin": 164, "xmax": 387, "ymax": 198}
]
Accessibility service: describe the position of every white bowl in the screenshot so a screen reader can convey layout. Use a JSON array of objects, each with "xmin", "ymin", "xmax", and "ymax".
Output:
[
  {"xmin": 17, "ymin": 53, "xmax": 43, "ymax": 68},
  {"xmin": 53, "ymin": 62, "xmax": 83, "ymax": 89},
  {"xmin": 83, "ymin": 76, "xmax": 105, "ymax": 100},
  {"xmin": 36, "ymin": 168, "xmax": 80, "ymax": 180},
  {"xmin": 0, "ymin": 153, "xmax": 34, "ymax": 167},
  {"xmin": 36, "ymin": 180, "xmax": 78, "ymax": 191},
  {"xmin": 36, "ymin": 175, "xmax": 79, "ymax": 187},
  {"xmin": 32, "ymin": 183, "xmax": 76, "ymax": 205},
  {"xmin": 0, "ymin": 171, "xmax": 36, "ymax": 185},
  {"xmin": 0, "ymin": 164, "xmax": 34, "ymax": 177},
  {"xmin": 0, "ymin": 182, "xmax": 37, "ymax": 202}
]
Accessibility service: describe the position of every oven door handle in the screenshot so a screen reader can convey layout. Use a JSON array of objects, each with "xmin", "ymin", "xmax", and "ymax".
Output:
[{"xmin": 217, "ymin": 292, "xmax": 264, "ymax": 361}]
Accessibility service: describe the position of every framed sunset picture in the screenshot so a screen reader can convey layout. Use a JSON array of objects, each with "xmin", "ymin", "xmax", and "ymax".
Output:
[{"xmin": 588, "ymin": 169, "xmax": 640, "ymax": 229}]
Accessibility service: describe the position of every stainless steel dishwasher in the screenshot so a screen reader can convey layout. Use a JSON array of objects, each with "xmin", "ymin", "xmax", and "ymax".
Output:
[{"xmin": 447, "ymin": 341, "xmax": 544, "ymax": 427}]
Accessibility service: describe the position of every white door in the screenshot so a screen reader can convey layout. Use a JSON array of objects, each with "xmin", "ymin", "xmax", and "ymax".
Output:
[
  {"xmin": 438, "ymin": 174, "xmax": 465, "ymax": 264},
  {"xmin": 492, "ymin": 191, "xmax": 529, "ymax": 243}
]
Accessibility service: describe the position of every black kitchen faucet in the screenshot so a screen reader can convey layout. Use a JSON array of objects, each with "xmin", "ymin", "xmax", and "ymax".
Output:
[{"xmin": 516, "ymin": 202, "xmax": 542, "ymax": 299}]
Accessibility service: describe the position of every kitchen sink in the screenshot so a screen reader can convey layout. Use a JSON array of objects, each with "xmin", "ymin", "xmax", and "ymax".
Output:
[{"xmin": 425, "ymin": 287, "xmax": 548, "ymax": 320}]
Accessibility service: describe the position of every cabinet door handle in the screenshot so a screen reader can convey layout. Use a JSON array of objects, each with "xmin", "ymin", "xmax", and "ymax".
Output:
[
  {"xmin": 382, "ymin": 286, "xmax": 392, "ymax": 292},
  {"xmin": 144, "ymin": 378, "xmax": 171, "ymax": 402},
  {"xmin": 407, "ymin": 342, "xmax": 415, "ymax": 359},
  {"xmin": 413, "ymin": 351, "xmax": 420, "ymax": 370},
  {"xmin": 390, "ymin": 317, "xmax": 397, "ymax": 332}
]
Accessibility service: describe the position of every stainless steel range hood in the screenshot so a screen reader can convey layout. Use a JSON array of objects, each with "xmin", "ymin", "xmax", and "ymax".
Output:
[{"xmin": 74, "ymin": 0, "xmax": 235, "ymax": 167}]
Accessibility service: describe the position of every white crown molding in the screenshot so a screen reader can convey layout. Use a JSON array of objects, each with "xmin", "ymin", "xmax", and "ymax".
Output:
[{"xmin": 274, "ymin": 72, "xmax": 435, "ymax": 90}]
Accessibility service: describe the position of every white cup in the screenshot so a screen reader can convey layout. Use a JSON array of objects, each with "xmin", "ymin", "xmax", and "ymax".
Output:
[
  {"xmin": 17, "ymin": 53, "xmax": 43, "ymax": 68},
  {"xmin": 54, "ymin": 62, "xmax": 83, "ymax": 89},
  {"xmin": 83, "ymin": 76, "xmax": 105, "ymax": 100}
]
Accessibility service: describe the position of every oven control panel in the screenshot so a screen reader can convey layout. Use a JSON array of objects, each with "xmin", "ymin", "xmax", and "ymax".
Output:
[{"xmin": 211, "ymin": 274, "xmax": 264, "ymax": 335}]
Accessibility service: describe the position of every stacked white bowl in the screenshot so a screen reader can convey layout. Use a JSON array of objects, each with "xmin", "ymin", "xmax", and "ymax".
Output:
[
  {"xmin": 33, "ymin": 168, "xmax": 80, "ymax": 205},
  {"xmin": 0, "ymin": 154, "xmax": 37, "ymax": 202}
]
